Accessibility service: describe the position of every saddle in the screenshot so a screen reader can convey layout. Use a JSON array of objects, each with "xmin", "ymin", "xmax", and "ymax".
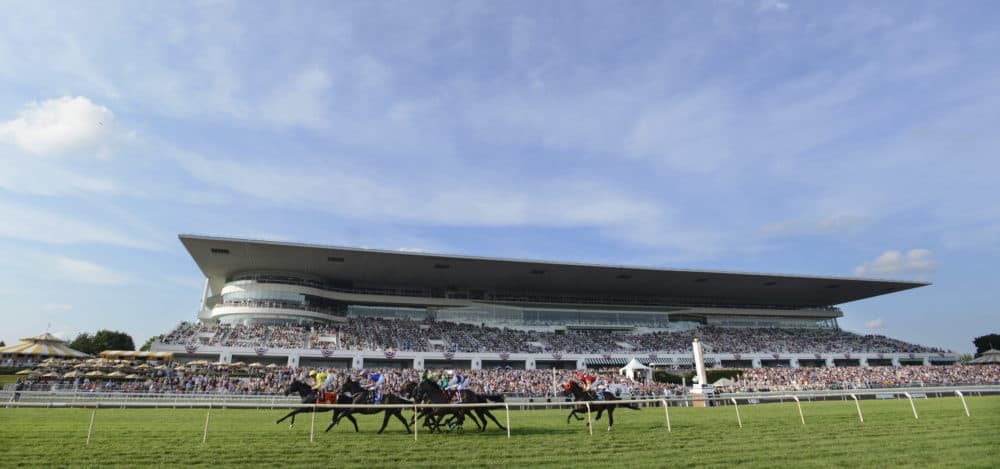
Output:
[{"xmin": 315, "ymin": 391, "xmax": 338, "ymax": 405}]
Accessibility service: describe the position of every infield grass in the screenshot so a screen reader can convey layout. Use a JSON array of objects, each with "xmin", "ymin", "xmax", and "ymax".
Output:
[{"xmin": 1, "ymin": 396, "xmax": 998, "ymax": 468}]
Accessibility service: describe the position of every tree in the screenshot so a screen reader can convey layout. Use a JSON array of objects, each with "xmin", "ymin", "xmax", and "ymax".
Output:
[
  {"xmin": 68, "ymin": 330, "xmax": 136, "ymax": 355},
  {"xmin": 0, "ymin": 340, "xmax": 5, "ymax": 347},
  {"xmin": 139, "ymin": 335, "xmax": 163, "ymax": 352},
  {"xmin": 959, "ymin": 353, "xmax": 974, "ymax": 363},
  {"xmin": 973, "ymin": 333, "xmax": 1000, "ymax": 356}
]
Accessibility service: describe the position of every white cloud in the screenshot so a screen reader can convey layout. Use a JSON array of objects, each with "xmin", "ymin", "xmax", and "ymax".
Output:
[
  {"xmin": 758, "ymin": 0, "xmax": 790, "ymax": 13},
  {"xmin": 0, "ymin": 200, "xmax": 161, "ymax": 250},
  {"xmin": 40, "ymin": 303, "xmax": 73, "ymax": 313},
  {"xmin": 853, "ymin": 249, "xmax": 938, "ymax": 277},
  {"xmin": 0, "ymin": 96, "xmax": 114, "ymax": 156},
  {"xmin": 865, "ymin": 319, "xmax": 885, "ymax": 329},
  {"xmin": 759, "ymin": 215, "xmax": 872, "ymax": 238},
  {"xmin": 398, "ymin": 247, "xmax": 433, "ymax": 253},
  {"xmin": 258, "ymin": 67, "xmax": 333, "ymax": 129},
  {"xmin": 624, "ymin": 90, "xmax": 733, "ymax": 172},
  {"xmin": 53, "ymin": 257, "xmax": 132, "ymax": 285}
]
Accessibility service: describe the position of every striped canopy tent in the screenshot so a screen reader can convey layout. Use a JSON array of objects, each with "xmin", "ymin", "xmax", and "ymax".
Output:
[
  {"xmin": 970, "ymin": 349, "xmax": 1000, "ymax": 364},
  {"xmin": 0, "ymin": 333, "xmax": 88, "ymax": 358}
]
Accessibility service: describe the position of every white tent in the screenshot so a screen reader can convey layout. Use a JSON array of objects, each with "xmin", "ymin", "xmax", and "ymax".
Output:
[
  {"xmin": 619, "ymin": 358, "xmax": 652, "ymax": 381},
  {"xmin": 970, "ymin": 349, "xmax": 1000, "ymax": 364}
]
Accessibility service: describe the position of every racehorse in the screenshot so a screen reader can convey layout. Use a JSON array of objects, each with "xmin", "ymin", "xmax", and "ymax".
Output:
[
  {"xmin": 414, "ymin": 378, "xmax": 469, "ymax": 432},
  {"xmin": 326, "ymin": 377, "xmax": 412, "ymax": 434},
  {"xmin": 563, "ymin": 379, "xmax": 638, "ymax": 432},
  {"xmin": 275, "ymin": 379, "xmax": 357, "ymax": 430},
  {"xmin": 407, "ymin": 379, "xmax": 507, "ymax": 433}
]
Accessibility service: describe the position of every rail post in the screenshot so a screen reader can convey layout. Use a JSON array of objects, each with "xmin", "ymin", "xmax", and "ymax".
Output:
[
  {"xmin": 792, "ymin": 396, "xmax": 805, "ymax": 425},
  {"xmin": 955, "ymin": 391, "xmax": 970, "ymax": 417},
  {"xmin": 504, "ymin": 402, "xmax": 511, "ymax": 439},
  {"xmin": 731, "ymin": 398, "xmax": 742, "ymax": 429},
  {"xmin": 202, "ymin": 403, "xmax": 212, "ymax": 443},
  {"xmin": 413, "ymin": 403, "xmax": 419, "ymax": 441},
  {"xmin": 309, "ymin": 404, "xmax": 316, "ymax": 443},
  {"xmin": 86, "ymin": 403, "xmax": 98, "ymax": 446},
  {"xmin": 660, "ymin": 399, "xmax": 671, "ymax": 432},
  {"xmin": 849, "ymin": 394, "xmax": 864, "ymax": 423},
  {"xmin": 585, "ymin": 402, "xmax": 593, "ymax": 436},
  {"xmin": 902, "ymin": 392, "xmax": 918, "ymax": 419}
]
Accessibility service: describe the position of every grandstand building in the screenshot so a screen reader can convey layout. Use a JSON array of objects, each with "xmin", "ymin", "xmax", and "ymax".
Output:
[{"xmin": 151, "ymin": 235, "xmax": 958, "ymax": 369}]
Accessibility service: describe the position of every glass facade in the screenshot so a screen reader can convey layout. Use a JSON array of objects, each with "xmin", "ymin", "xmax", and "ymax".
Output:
[{"xmin": 211, "ymin": 271, "xmax": 841, "ymax": 329}]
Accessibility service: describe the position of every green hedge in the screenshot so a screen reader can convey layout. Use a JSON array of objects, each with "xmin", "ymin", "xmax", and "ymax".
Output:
[{"xmin": 0, "ymin": 367, "xmax": 30, "ymax": 375}]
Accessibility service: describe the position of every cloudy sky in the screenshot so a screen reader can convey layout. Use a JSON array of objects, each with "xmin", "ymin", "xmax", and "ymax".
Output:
[{"xmin": 1, "ymin": 0, "xmax": 996, "ymax": 353}]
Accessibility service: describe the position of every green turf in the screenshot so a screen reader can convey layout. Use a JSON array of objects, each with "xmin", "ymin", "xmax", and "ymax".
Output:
[
  {"xmin": 0, "ymin": 374, "xmax": 22, "ymax": 387},
  {"xmin": 1, "ymin": 397, "xmax": 997, "ymax": 468}
]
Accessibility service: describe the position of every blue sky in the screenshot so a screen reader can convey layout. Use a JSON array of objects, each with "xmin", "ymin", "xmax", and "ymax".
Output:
[{"xmin": 0, "ymin": 0, "xmax": 996, "ymax": 353}]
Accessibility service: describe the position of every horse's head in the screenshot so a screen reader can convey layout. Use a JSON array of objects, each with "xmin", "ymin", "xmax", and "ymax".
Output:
[
  {"xmin": 340, "ymin": 377, "xmax": 363, "ymax": 395},
  {"xmin": 284, "ymin": 379, "xmax": 308, "ymax": 397},
  {"xmin": 400, "ymin": 380, "xmax": 418, "ymax": 398},
  {"xmin": 563, "ymin": 380, "xmax": 577, "ymax": 393}
]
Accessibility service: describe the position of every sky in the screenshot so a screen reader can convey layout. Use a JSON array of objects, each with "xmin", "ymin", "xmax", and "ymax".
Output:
[{"xmin": 0, "ymin": 0, "xmax": 997, "ymax": 354}]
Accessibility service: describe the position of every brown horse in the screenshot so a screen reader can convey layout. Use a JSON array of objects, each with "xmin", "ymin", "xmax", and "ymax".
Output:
[
  {"xmin": 564, "ymin": 380, "xmax": 638, "ymax": 432},
  {"xmin": 326, "ymin": 377, "xmax": 412, "ymax": 434},
  {"xmin": 275, "ymin": 379, "xmax": 358, "ymax": 431}
]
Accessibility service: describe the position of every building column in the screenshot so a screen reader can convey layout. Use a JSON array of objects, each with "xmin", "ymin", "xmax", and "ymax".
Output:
[
  {"xmin": 790, "ymin": 358, "xmax": 800, "ymax": 368},
  {"xmin": 825, "ymin": 357, "xmax": 835, "ymax": 367},
  {"xmin": 752, "ymin": 358, "xmax": 762, "ymax": 369}
]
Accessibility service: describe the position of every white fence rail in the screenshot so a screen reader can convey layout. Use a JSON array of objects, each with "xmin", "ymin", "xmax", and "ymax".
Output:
[{"xmin": 4, "ymin": 385, "xmax": 998, "ymax": 445}]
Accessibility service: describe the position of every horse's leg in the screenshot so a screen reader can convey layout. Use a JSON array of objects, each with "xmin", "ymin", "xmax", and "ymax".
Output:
[
  {"xmin": 346, "ymin": 413, "xmax": 359, "ymax": 432},
  {"xmin": 594, "ymin": 408, "xmax": 603, "ymax": 421},
  {"xmin": 481, "ymin": 409, "xmax": 506, "ymax": 431},
  {"xmin": 607, "ymin": 408, "xmax": 614, "ymax": 432},
  {"xmin": 465, "ymin": 410, "xmax": 483, "ymax": 431},
  {"xmin": 276, "ymin": 409, "xmax": 294, "ymax": 425},
  {"xmin": 377, "ymin": 410, "xmax": 392, "ymax": 434},
  {"xmin": 393, "ymin": 409, "xmax": 412, "ymax": 434},
  {"xmin": 331, "ymin": 408, "xmax": 342, "ymax": 426}
]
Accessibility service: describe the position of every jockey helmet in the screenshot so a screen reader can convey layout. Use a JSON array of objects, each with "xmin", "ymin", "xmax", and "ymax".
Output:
[{"xmin": 309, "ymin": 370, "xmax": 317, "ymax": 377}]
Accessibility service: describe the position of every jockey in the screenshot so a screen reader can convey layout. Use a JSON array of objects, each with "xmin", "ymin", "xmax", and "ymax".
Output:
[
  {"xmin": 310, "ymin": 369, "xmax": 330, "ymax": 401},
  {"xmin": 445, "ymin": 370, "xmax": 469, "ymax": 402},
  {"xmin": 361, "ymin": 370, "xmax": 386, "ymax": 404},
  {"xmin": 577, "ymin": 373, "xmax": 603, "ymax": 399}
]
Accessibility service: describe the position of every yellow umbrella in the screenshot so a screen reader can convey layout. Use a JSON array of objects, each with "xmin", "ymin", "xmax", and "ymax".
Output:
[
  {"xmin": 248, "ymin": 362, "xmax": 265, "ymax": 368},
  {"xmin": 63, "ymin": 370, "xmax": 81, "ymax": 378},
  {"xmin": 85, "ymin": 370, "xmax": 105, "ymax": 378},
  {"xmin": 15, "ymin": 368, "xmax": 34, "ymax": 375},
  {"xmin": 229, "ymin": 361, "xmax": 246, "ymax": 367}
]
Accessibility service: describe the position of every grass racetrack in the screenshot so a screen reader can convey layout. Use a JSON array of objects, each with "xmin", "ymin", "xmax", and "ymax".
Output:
[{"xmin": 1, "ymin": 396, "xmax": 998, "ymax": 468}]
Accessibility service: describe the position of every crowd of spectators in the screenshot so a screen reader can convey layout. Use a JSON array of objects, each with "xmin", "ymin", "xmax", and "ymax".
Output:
[
  {"xmin": 158, "ymin": 319, "xmax": 945, "ymax": 355},
  {"xmin": 733, "ymin": 364, "xmax": 1000, "ymax": 392},
  {"xmin": 13, "ymin": 359, "xmax": 998, "ymax": 398}
]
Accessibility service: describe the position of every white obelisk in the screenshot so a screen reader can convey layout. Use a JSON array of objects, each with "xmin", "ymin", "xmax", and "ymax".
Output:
[{"xmin": 691, "ymin": 338, "xmax": 713, "ymax": 407}]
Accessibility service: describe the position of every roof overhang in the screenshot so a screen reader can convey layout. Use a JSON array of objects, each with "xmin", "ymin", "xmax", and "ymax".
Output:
[{"xmin": 179, "ymin": 235, "xmax": 928, "ymax": 309}]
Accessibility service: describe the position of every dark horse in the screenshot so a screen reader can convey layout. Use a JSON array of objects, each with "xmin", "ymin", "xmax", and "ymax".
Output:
[
  {"xmin": 564, "ymin": 380, "xmax": 638, "ymax": 432},
  {"xmin": 326, "ymin": 377, "xmax": 412, "ymax": 434},
  {"xmin": 275, "ymin": 379, "xmax": 358, "ymax": 430},
  {"xmin": 413, "ymin": 378, "xmax": 469, "ymax": 432}
]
